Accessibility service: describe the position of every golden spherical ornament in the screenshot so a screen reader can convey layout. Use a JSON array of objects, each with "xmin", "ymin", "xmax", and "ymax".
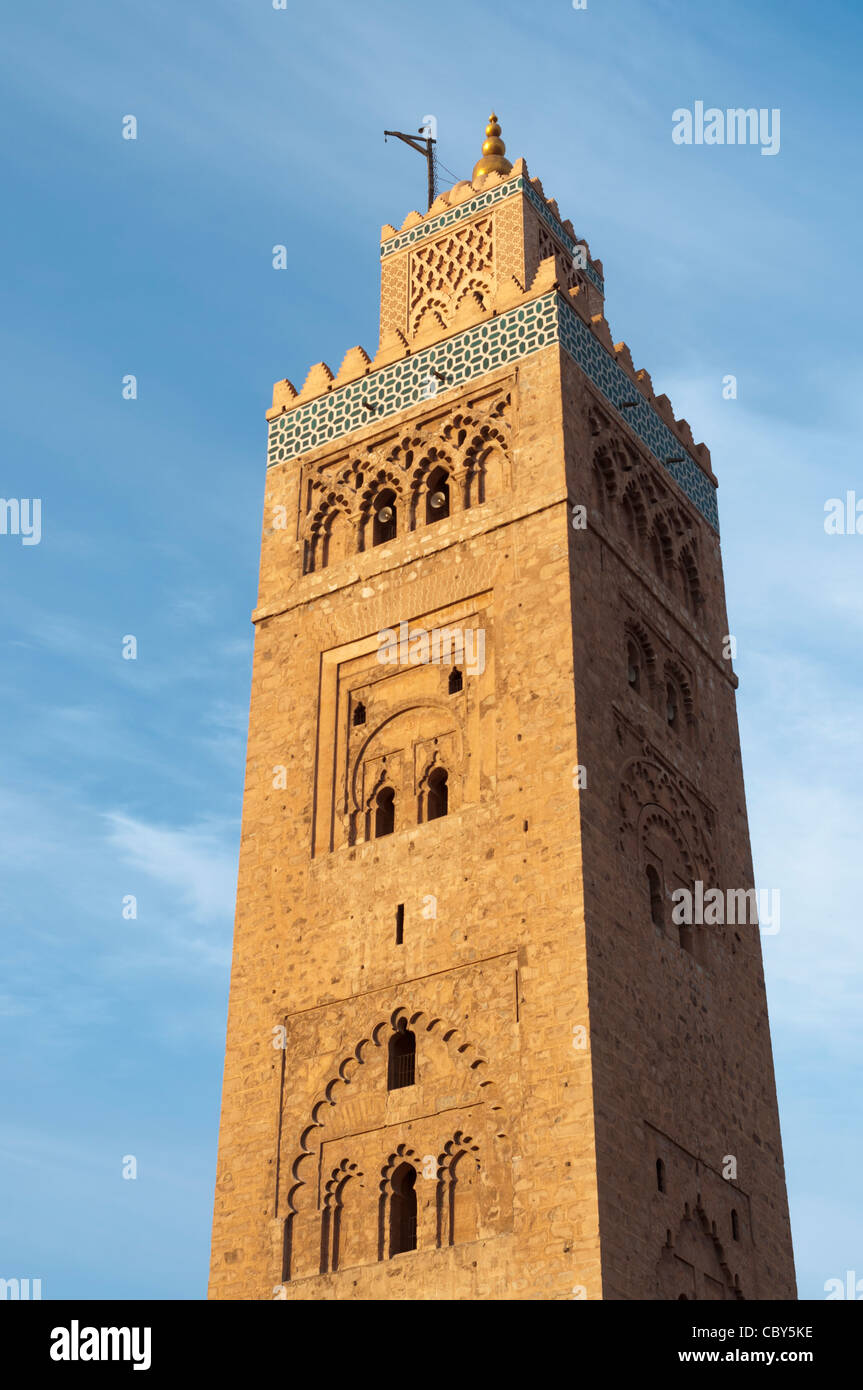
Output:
[{"xmin": 472, "ymin": 112, "xmax": 513, "ymax": 180}]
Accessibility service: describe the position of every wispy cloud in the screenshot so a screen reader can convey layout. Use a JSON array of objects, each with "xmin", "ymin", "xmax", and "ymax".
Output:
[{"xmin": 105, "ymin": 810, "xmax": 237, "ymax": 942}]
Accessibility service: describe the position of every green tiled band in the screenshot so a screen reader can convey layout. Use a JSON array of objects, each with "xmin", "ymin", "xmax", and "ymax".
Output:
[{"xmin": 268, "ymin": 292, "xmax": 719, "ymax": 532}]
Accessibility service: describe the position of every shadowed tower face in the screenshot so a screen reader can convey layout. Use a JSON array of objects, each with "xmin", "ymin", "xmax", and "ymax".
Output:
[{"xmin": 208, "ymin": 117, "xmax": 796, "ymax": 1301}]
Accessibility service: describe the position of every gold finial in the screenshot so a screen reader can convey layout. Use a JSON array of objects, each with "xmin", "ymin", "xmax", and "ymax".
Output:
[{"xmin": 472, "ymin": 111, "xmax": 513, "ymax": 181}]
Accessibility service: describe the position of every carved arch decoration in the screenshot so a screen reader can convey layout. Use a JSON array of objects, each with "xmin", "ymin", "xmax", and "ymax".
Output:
[
  {"xmin": 592, "ymin": 441, "xmax": 619, "ymax": 509},
  {"xmin": 649, "ymin": 510, "xmax": 675, "ymax": 584},
  {"xmin": 586, "ymin": 411, "xmax": 706, "ymax": 616},
  {"xmin": 450, "ymin": 279, "xmax": 492, "ymax": 322},
  {"xmin": 356, "ymin": 468, "xmax": 407, "ymax": 551},
  {"xmin": 619, "ymin": 754, "xmax": 718, "ymax": 887},
  {"xmin": 416, "ymin": 745, "xmax": 453, "ymax": 823},
  {"xmin": 664, "ymin": 657, "xmax": 696, "ymax": 727},
  {"xmin": 298, "ymin": 393, "xmax": 513, "ymax": 572},
  {"xmin": 303, "ymin": 490, "xmax": 357, "ymax": 574},
  {"xmin": 402, "ymin": 442, "xmax": 459, "ymax": 528},
  {"xmin": 677, "ymin": 542, "xmax": 704, "ymax": 614},
  {"xmin": 620, "ymin": 476, "xmax": 649, "ymax": 549},
  {"xmin": 346, "ymin": 700, "xmax": 464, "ymax": 844},
  {"xmin": 624, "ymin": 619, "xmax": 658, "ymax": 693},
  {"xmin": 408, "ymin": 216, "xmax": 494, "ymax": 339},
  {"xmin": 438, "ymin": 407, "xmax": 512, "ymax": 507},
  {"xmin": 588, "ymin": 402, "xmax": 614, "ymax": 440},
  {"xmin": 435, "ymin": 1131, "xmax": 481, "ymax": 1248},
  {"xmin": 657, "ymin": 1201, "xmax": 744, "ymax": 1301},
  {"xmin": 319, "ymin": 1160, "xmax": 364, "ymax": 1274},
  {"xmin": 377, "ymin": 1145, "xmax": 421, "ymax": 1259},
  {"xmin": 411, "ymin": 299, "xmax": 450, "ymax": 340},
  {"xmin": 638, "ymin": 805, "xmax": 696, "ymax": 879},
  {"xmin": 281, "ymin": 1004, "xmax": 511, "ymax": 1226}
]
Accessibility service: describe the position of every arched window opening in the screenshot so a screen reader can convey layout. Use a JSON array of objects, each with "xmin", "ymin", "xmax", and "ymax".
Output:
[
  {"xmin": 731, "ymin": 1209, "xmax": 740, "ymax": 1242},
  {"xmin": 666, "ymin": 681, "xmax": 679, "ymax": 729},
  {"xmin": 388, "ymin": 1024, "xmax": 416, "ymax": 1091},
  {"xmin": 375, "ymin": 786, "xmax": 395, "ymax": 838},
  {"xmin": 372, "ymin": 490, "xmax": 397, "ymax": 546},
  {"xmin": 656, "ymin": 1158, "xmax": 666, "ymax": 1193},
  {"xmin": 448, "ymin": 666, "xmax": 463, "ymax": 694},
  {"xmin": 647, "ymin": 864, "xmax": 664, "ymax": 928},
  {"xmin": 627, "ymin": 640, "xmax": 641, "ymax": 693},
  {"xmin": 389, "ymin": 1162, "xmax": 417, "ymax": 1257},
  {"xmin": 352, "ymin": 701, "xmax": 366, "ymax": 727},
  {"xmin": 425, "ymin": 467, "xmax": 450, "ymax": 524},
  {"xmin": 426, "ymin": 768, "xmax": 448, "ymax": 822}
]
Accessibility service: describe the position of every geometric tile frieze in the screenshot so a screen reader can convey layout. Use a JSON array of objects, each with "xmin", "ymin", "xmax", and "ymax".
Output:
[
  {"xmin": 556, "ymin": 298, "xmax": 720, "ymax": 531},
  {"xmin": 267, "ymin": 296, "xmax": 557, "ymax": 467},
  {"xmin": 267, "ymin": 291, "xmax": 719, "ymax": 532}
]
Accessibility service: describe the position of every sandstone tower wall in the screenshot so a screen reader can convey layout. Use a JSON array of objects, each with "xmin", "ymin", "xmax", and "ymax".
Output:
[{"xmin": 208, "ymin": 139, "xmax": 795, "ymax": 1301}]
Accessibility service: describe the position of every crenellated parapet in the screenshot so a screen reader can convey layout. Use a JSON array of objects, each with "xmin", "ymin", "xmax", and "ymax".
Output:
[
  {"xmin": 377, "ymin": 157, "xmax": 606, "ymax": 349},
  {"xmin": 266, "ymin": 123, "xmax": 716, "ymax": 526}
]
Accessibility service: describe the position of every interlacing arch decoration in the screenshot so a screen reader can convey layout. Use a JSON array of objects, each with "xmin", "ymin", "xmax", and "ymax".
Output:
[
  {"xmin": 592, "ymin": 442, "xmax": 618, "ymax": 511},
  {"xmin": 638, "ymin": 805, "xmax": 696, "ymax": 882},
  {"xmin": 299, "ymin": 393, "xmax": 511, "ymax": 571},
  {"xmin": 281, "ymin": 1006, "xmax": 507, "ymax": 1225},
  {"xmin": 619, "ymin": 755, "xmax": 718, "ymax": 888},
  {"xmin": 385, "ymin": 431, "xmax": 430, "ymax": 488},
  {"xmin": 629, "ymin": 772, "xmax": 716, "ymax": 958},
  {"xmin": 408, "ymin": 217, "xmax": 494, "ymax": 338},
  {"xmin": 439, "ymin": 409, "xmax": 511, "ymax": 508},
  {"xmin": 586, "ymin": 414, "xmax": 707, "ymax": 619},
  {"xmin": 658, "ymin": 1201, "xmax": 745, "ymax": 1301}
]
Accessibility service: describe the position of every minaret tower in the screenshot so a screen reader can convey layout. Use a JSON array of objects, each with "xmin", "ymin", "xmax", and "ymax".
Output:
[{"xmin": 208, "ymin": 117, "xmax": 796, "ymax": 1300}]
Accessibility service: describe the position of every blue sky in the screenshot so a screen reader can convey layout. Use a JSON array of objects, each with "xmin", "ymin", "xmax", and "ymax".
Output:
[{"xmin": 1, "ymin": 0, "xmax": 860, "ymax": 1300}]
